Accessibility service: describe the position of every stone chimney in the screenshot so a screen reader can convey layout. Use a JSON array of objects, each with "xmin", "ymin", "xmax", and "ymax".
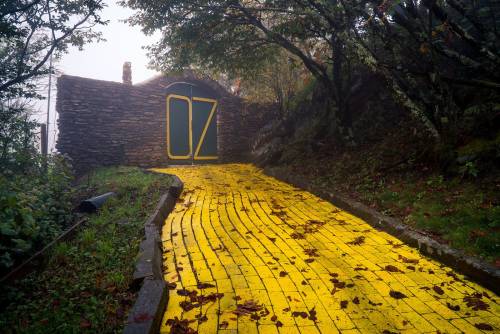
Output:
[{"xmin": 122, "ymin": 62, "xmax": 132, "ymax": 85}]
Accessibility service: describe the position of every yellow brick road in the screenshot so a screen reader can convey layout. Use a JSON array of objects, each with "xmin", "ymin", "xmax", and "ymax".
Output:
[{"xmin": 154, "ymin": 164, "xmax": 499, "ymax": 334}]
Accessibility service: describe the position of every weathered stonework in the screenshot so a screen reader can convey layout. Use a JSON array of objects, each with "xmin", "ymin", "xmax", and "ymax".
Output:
[{"xmin": 56, "ymin": 71, "xmax": 277, "ymax": 174}]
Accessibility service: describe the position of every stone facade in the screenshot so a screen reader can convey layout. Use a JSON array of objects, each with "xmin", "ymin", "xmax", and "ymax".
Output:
[{"xmin": 56, "ymin": 71, "xmax": 277, "ymax": 174}]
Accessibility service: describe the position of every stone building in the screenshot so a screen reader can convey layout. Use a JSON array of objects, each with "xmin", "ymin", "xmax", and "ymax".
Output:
[{"xmin": 56, "ymin": 65, "xmax": 276, "ymax": 174}]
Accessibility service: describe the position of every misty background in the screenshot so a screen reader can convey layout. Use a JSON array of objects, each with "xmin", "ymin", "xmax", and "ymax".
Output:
[{"xmin": 34, "ymin": 0, "xmax": 159, "ymax": 152}]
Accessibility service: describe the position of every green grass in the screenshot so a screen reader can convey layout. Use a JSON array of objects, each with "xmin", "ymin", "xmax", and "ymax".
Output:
[
  {"xmin": 279, "ymin": 157, "xmax": 499, "ymax": 264},
  {"xmin": 350, "ymin": 174, "xmax": 499, "ymax": 262},
  {"xmin": 371, "ymin": 176, "xmax": 497, "ymax": 256},
  {"xmin": 0, "ymin": 167, "xmax": 172, "ymax": 333}
]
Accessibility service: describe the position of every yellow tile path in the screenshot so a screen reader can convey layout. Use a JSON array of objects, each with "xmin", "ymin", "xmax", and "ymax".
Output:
[{"xmin": 154, "ymin": 164, "xmax": 499, "ymax": 333}]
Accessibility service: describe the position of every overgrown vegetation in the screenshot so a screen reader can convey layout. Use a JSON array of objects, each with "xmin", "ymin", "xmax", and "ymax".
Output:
[
  {"xmin": 0, "ymin": 167, "xmax": 171, "ymax": 333},
  {"xmin": 264, "ymin": 98, "xmax": 499, "ymax": 262},
  {"xmin": 0, "ymin": 100, "xmax": 74, "ymax": 274},
  {"xmin": 125, "ymin": 0, "xmax": 500, "ymax": 147},
  {"xmin": 0, "ymin": 155, "xmax": 73, "ymax": 272},
  {"xmin": 1, "ymin": 0, "xmax": 106, "ymax": 274}
]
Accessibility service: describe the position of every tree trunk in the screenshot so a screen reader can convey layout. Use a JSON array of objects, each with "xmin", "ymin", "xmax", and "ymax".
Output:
[{"xmin": 332, "ymin": 37, "xmax": 353, "ymax": 142}]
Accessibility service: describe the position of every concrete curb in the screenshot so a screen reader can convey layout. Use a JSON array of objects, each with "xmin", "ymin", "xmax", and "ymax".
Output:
[
  {"xmin": 124, "ymin": 174, "xmax": 183, "ymax": 334},
  {"xmin": 264, "ymin": 167, "xmax": 500, "ymax": 295}
]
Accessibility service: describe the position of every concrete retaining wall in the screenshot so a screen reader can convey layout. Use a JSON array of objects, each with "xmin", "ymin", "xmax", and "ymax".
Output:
[{"xmin": 123, "ymin": 175, "xmax": 183, "ymax": 334}]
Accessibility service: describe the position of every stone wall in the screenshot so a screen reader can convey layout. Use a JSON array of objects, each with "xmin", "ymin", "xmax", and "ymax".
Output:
[{"xmin": 56, "ymin": 72, "xmax": 277, "ymax": 174}]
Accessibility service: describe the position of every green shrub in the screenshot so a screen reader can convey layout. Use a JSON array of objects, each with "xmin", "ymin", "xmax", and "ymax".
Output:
[
  {"xmin": 0, "ymin": 181, "xmax": 37, "ymax": 269},
  {"xmin": 0, "ymin": 155, "xmax": 74, "ymax": 274}
]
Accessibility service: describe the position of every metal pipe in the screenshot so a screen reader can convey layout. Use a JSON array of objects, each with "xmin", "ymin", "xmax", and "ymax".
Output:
[{"xmin": 78, "ymin": 192, "xmax": 116, "ymax": 213}]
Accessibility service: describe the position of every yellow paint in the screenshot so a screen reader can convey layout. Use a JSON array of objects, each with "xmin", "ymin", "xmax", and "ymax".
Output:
[
  {"xmin": 166, "ymin": 94, "xmax": 192, "ymax": 160},
  {"xmin": 166, "ymin": 94, "xmax": 218, "ymax": 161},
  {"xmin": 193, "ymin": 97, "xmax": 218, "ymax": 160},
  {"xmin": 154, "ymin": 164, "xmax": 500, "ymax": 334}
]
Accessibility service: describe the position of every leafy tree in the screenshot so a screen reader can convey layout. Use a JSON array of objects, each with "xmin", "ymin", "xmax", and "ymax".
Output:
[
  {"xmin": 124, "ymin": 0, "xmax": 500, "ymax": 147},
  {"xmin": 0, "ymin": 0, "xmax": 107, "ymax": 99},
  {"xmin": 0, "ymin": 0, "xmax": 106, "ymax": 271},
  {"xmin": 123, "ymin": 0, "xmax": 361, "ymax": 139},
  {"xmin": 0, "ymin": 100, "xmax": 38, "ymax": 173},
  {"xmin": 238, "ymin": 50, "xmax": 310, "ymax": 115},
  {"xmin": 349, "ymin": 0, "xmax": 500, "ymax": 144}
]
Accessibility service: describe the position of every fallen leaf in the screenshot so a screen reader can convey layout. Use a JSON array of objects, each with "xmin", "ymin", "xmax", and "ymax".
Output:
[
  {"xmin": 347, "ymin": 236, "xmax": 365, "ymax": 245},
  {"xmin": 197, "ymin": 282, "xmax": 216, "ymax": 289},
  {"xmin": 233, "ymin": 300, "xmax": 263, "ymax": 317},
  {"xmin": 369, "ymin": 300, "xmax": 383, "ymax": 306},
  {"xmin": 166, "ymin": 317, "xmax": 197, "ymax": 333},
  {"xmin": 292, "ymin": 311, "xmax": 308, "ymax": 318},
  {"xmin": 177, "ymin": 289, "xmax": 197, "ymax": 297},
  {"xmin": 308, "ymin": 307, "xmax": 317, "ymax": 321},
  {"xmin": 398, "ymin": 255, "xmax": 419, "ymax": 264},
  {"xmin": 304, "ymin": 248, "xmax": 319, "ymax": 257},
  {"xmin": 433, "ymin": 286, "xmax": 444, "ymax": 295},
  {"xmin": 354, "ymin": 266, "xmax": 368, "ymax": 271},
  {"xmin": 389, "ymin": 290, "xmax": 407, "ymax": 299},
  {"xmin": 446, "ymin": 302, "xmax": 460, "ymax": 311},
  {"xmin": 385, "ymin": 265, "xmax": 402, "ymax": 273},
  {"xmin": 464, "ymin": 293, "xmax": 490, "ymax": 311},
  {"xmin": 474, "ymin": 323, "xmax": 493, "ymax": 331},
  {"xmin": 195, "ymin": 314, "xmax": 208, "ymax": 323},
  {"xmin": 291, "ymin": 232, "xmax": 305, "ymax": 239},
  {"xmin": 333, "ymin": 281, "xmax": 346, "ymax": 289}
]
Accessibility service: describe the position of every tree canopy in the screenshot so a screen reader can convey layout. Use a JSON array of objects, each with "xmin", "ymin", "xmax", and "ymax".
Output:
[
  {"xmin": 124, "ymin": 0, "xmax": 500, "ymax": 143},
  {"xmin": 0, "ymin": 0, "xmax": 106, "ymax": 99}
]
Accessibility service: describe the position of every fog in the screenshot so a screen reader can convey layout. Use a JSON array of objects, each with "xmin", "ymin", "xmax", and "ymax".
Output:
[{"xmin": 34, "ymin": 0, "xmax": 159, "ymax": 152}]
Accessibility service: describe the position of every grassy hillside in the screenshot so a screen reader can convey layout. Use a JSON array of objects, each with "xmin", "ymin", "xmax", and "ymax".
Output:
[
  {"xmin": 0, "ymin": 167, "xmax": 171, "ymax": 333},
  {"xmin": 253, "ymin": 80, "xmax": 500, "ymax": 265}
]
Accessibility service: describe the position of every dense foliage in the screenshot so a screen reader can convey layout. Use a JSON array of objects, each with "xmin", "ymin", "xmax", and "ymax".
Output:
[
  {"xmin": 0, "ymin": 99, "xmax": 74, "ymax": 273},
  {"xmin": 0, "ymin": 167, "xmax": 172, "ymax": 333},
  {"xmin": 0, "ymin": 0, "xmax": 106, "ymax": 273},
  {"xmin": 0, "ymin": 0, "xmax": 106, "ymax": 99},
  {"xmin": 124, "ymin": 0, "xmax": 500, "ymax": 148},
  {"xmin": 0, "ymin": 156, "xmax": 73, "ymax": 272}
]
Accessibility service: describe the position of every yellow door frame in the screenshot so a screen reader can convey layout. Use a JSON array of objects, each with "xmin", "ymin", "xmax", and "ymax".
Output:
[
  {"xmin": 193, "ymin": 97, "xmax": 218, "ymax": 160},
  {"xmin": 166, "ymin": 94, "xmax": 192, "ymax": 160}
]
